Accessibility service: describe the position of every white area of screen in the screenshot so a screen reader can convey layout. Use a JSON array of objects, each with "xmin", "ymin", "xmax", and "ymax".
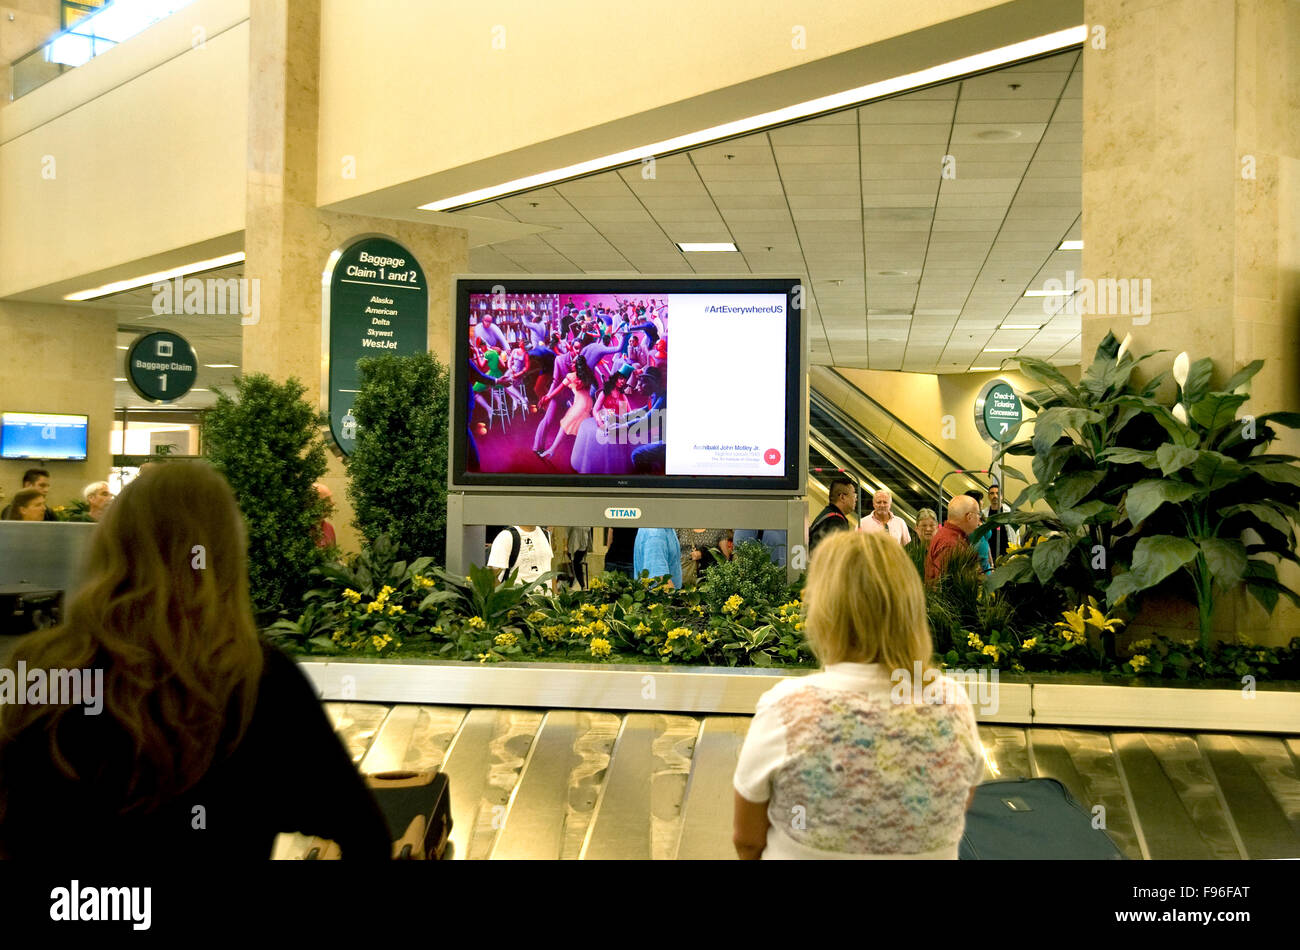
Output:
[{"xmin": 665, "ymin": 293, "xmax": 788, "ymax": 476}]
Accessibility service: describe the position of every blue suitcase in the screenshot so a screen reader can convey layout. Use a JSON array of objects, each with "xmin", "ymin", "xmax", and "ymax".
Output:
[{"xmin": 960, "ymin": 778, "xmax": 1126, "ymax": 860}]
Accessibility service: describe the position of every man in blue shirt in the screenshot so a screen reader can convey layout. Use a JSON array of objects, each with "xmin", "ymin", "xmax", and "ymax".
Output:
[{"xmin": 633, "ymin": 527, "xmax": 682, "ymax": 588}]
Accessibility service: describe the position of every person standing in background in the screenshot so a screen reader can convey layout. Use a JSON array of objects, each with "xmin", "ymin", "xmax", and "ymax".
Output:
[
  {"xmin": 859, "ymin": 489, "xmax": 911, "ymax": 545},
  {"xmin": 633, "ymin": 527, "xmax": 682, "ymax": 589},
  {"xmin": 83, "ymin": 482, "xmax": 114, "ymax": 521},
  {"xmin": 963, "ymin": 491, "xmax": 993, "ymax": 574},
  {"xmin": 604, "ymin": 526, "xmax": 637, "ymax": 577},
  {"xmin": 982, "ymin": 483, "xmax": 1019, "ymax": 561},
  {"xmin": 567, "ymin": 526, "xmax": 593, "ymax": 589},
  {"xmin": 313, "ymin": 483, "xmax": 337, "ymax": 549}
]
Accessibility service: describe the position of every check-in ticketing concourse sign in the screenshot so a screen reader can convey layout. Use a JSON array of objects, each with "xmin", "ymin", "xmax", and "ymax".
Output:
[
  {"xmin": 323, "ymin": 236, "xmax": 429, "ymax": 453},
  {"xmin": 975, "ymin": 379, "xmax": 1024, "ymax": 445}
]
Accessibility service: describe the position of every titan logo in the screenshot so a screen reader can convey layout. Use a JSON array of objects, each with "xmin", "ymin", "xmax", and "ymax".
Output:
[{"xmin": 605, "ymin": 508, "xmax": 642, "ymax": 520}]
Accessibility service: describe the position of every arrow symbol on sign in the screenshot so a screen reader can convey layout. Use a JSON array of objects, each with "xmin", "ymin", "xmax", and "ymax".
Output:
[{"xmin": 999, "ymin": 423, "xmax": 1008, "ymax": 434}]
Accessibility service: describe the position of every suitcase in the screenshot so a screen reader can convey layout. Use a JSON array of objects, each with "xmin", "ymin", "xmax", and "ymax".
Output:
[
  {"xmin": 960, "ymin": 778, "xmax": 1126, "ymax": 860},
  {"xmin": 365, "ymin": 769, "xmax": 453, "ymax": 860},
  {"xmin": 0, "ymin": 584, "xmax": 62, "ymax": 636}
]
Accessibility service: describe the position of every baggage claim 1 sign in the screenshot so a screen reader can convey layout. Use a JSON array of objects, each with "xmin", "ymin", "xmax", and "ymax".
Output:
[
  {"xmin": 126, "ymin": 330, "xmax": 197, "ymax": 402},
  {"xmin": 974, "ymin": 379, "xmax": 1024, "ymax": 444},
  {"xmin": 323, "ymin": 236, "xmax": 429, "ymax": 453}
]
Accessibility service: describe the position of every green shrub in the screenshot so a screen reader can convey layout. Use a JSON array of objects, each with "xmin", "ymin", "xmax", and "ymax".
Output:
[
  {"xmin": 202, "ymin": 374, "xmax": 328, "ymax": 614},
  {"xmin": 347, "ymin": 352, "xmax": 451, "ymax": 563},
  {"xmin": 698, "ymin": 540, "xmax": 794, "ymax": 614}
]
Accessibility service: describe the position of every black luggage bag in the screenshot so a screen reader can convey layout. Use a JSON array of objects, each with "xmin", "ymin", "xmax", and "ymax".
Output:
[
  {"xmin": 366, "ymin": 769, "xmax": 453, "ymax": 860},
  {"xmin": 960, "ymin": 778, "xmax": 1125, "ymax": 860}
]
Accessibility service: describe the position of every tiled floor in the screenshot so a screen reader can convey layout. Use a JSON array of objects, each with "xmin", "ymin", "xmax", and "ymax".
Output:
[{"xmin": 308, "ymin": 702, "xmax": 1300, "ymax": 860}]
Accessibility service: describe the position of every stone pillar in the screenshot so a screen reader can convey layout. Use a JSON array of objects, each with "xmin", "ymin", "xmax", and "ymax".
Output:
[
  {"xmin": 1082, "ymin": 0, "xmax": 1300, "ymax": 643},
  {"xmin": 243, "ymin": 0, "xmax": 468, "ymax": 554}
]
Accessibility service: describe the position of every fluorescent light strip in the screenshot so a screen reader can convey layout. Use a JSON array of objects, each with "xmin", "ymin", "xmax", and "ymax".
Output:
[
  {"xmin": 970, "ymin": 366, "xmax": 1001, "ymax": 372},
  {"xmin": 64, "ymin": 252, "xmax": 246, "ymax": 301},
  {"xmin": 1058, "ymin": 240, "xmax": 1083, "ymax": 250},
  {"xmin": 204, "ymin": 363, "xmax": 239, "ymax": 368},
  {"xmin": 677, "ymin": 242, "xmax": 737, "ymax": 252},
  {"xmin": 420, "ymin": 26, "xmax": 1086, "ymax": 211}
]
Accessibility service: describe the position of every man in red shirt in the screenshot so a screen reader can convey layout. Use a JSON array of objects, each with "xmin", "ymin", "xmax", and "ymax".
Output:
[
  {"xmin": 314, "ymin": 482, "xmax": 337, "ymax": 549},
  {"xmin": 924, "ymin": 494, "xmax": 980, "ymax": 584}
]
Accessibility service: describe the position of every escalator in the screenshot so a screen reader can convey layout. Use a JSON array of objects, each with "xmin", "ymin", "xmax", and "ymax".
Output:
[{"xmin": 807, "ymin": 369, "xmax": 991, "ymax": 529}]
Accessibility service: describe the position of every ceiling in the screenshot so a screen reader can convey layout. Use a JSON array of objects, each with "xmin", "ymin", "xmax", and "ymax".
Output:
[
  {"xmin": 93, "ymin": 48, "xmax": 1083, "ymax": 409},
  {"xmin": 457, "ymin": 49, "xmax": 1083, "ymax": 374}
]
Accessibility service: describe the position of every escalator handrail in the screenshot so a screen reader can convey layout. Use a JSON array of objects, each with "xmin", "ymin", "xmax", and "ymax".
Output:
[
  {"xmin": 819, "ymin": 367, "xmax": 973, "ymax": 476},
  {"xmin": 809, "ymin": 391, "xmax": 945, "ymax": 503}
]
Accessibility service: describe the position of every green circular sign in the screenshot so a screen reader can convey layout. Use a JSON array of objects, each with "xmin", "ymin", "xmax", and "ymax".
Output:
[
  {"xmin": 976, "ymin": 380, "xmax": 1023, "ymax": 444},
  {"xmin": 126, "ymin": 331, "xmax": 198, "ymax": 403}
]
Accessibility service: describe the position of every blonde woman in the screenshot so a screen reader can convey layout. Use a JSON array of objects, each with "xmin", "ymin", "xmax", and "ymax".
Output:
[
  {"xmin": 0, "ymin": 462, "xmax": 389, "ymax": 859},
  {"xmin": 733, "ymin": 530, "xmax": 983, "ymax": 859}
]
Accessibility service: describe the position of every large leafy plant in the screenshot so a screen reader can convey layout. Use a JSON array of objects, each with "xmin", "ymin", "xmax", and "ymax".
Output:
[
  {"xmin": 347, "ymin": 352, "xmax": 452, "ymax": 563},
  {"xmin": 1102, "ymin": 355, "xmax": 1300, "ymax": 649},
  {"xmin": 986, "ymin": 331, "xmax": 1170, "ymax": 622},
  {"xmin": 202, "ymin": 374, "xmax": 328, "ymax": 614}
]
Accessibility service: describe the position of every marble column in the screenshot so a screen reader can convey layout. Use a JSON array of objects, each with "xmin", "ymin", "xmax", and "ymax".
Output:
[
  {"xmin": 1082, "ymin": 0, "xmax": 1300, "ymax": 643},
  {"xmin": 243, "ymin": 0, "xmax": 468, "ymax": 554}
]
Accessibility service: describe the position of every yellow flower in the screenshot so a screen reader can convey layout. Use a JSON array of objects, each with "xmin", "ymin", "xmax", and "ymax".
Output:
[
  {"xmin": 722, "ymin": 594, "xmax": 744, "ymax": 615},
  {"xmin": 591, "ymin": 619, "xmax": 609, "ymax": 635},
  {"xmin": 1012, "ymin": 663, "xmax": 1025, "ymax": 672},
  {"xmin": 659, "ymin": 645, "xmax": 673, "ymax": 656},
  {"xmin": 666, "ymin": 627, "xmax": 691, "ymax": 641},
  {"xmin": 341, "ymin": 588, "xmax": 362, "ymax": 604},
  {"xmin": 597, "ymin": 604, "xmax": 612, "ymax": 617},
  {"xmin": 331, "ymin": 630, "xmax": 344, "ymax": 642},
  {"xmin": 527, "ymin": 610, "xmax": 547, "ymax": 623},
  {"xmin": 633, "ymin": 622, "xmax": 650, "ymax": 636},
  {"xmin": 1021, "ymin": 637, "xmax": 1038, "ymax": 650},
  {"xmin": 589, "ymin": 638, "xmax": 611, "ymax": 658},
  {"xmin": 467, "ymin": 616, "xmax": 486, "ymax": 629},
  {"xmin": 494, "ymin": 631, "xmax": 518, "ymax": 647},
  {"xmin": 1255, "ymin": 650, "xmax": 1268, "ymax": 662},
  {"xmin": 982, "ymin": 644, "xmax": 1000, "ymax": 662},
  {"xmin": 387, "ymin": 604, "xmax": 404, "ymax": 616},
  {"xmin": 376, "ymin": 585, "xmax": 395, "ymax": 604},
  {"xmin": 365, "ymin": 601, "xmax": 383, "ymax": 614},
  {"xmin": 794, "ymin": 621, "xmax": 804, "ymax": 630},
  {"xmin": 967, "ymin": 632, "xmax": 984, "ymax": 649},
  {"xmin": 580, "ymin": 603, "xmax": 598, "ymax": 616},
  {"xmin": 589, "ymin": 577, "xmax": 604, "ymax": 590},
  {"xmin": 371, "ymin": 635, "xmax": 388, "ymax": 650},
  {"xmin": 1055, "ymin": 608, "xmax": 1087, "ymax": 643},
  {"xmin": 1132, "ymin": 638, "xmax": 1154, "ymax": 651},
  {"xmin": 693, "ymin": 631, "xmax": 710, "ymax": 645},
  {"xmin": 476, "ymin": 652, "xmax": 491, "ymax": 663},
  {"xmin": 1130, "ymin": 654, "xmax": 1149, "ymax": 671},
  {"xmin": 540, "ymin": 624, "xmax": 564, "ymax": 642},
  {"xmin": 691, "ymin": 604, "xmax": 706, "ymax": 616},
  {"xmin": 412, "ymin": 574, "xmax": 435, "ymax": 589}
]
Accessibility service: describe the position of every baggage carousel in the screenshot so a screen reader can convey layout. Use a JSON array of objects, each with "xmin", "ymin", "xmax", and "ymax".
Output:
[{"xmin": 276, "ymin": 702, "xmax": 1300, "ymax": 860}]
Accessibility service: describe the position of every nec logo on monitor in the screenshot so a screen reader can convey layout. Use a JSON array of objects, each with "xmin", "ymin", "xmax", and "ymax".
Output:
[{"xmin": 605, "ymin": 507, "xmax": 641, "ymax": 520}]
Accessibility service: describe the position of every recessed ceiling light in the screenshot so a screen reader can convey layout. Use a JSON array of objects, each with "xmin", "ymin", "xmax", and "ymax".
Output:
[
  {"xmin": 64, "ymin": 252, "xmax": 246, "ymax": 301},
  {"xmin": 418, "ymin": 26, "xmax": 1087, "ymax": 210},
  {"xmin": 970, "ymin": 366, "xmax": 1001, "ymax": 372},
  {"xmin": 677, "ymin": 242, "xmax": 737, "ymax": 252},
  {"xmin": 1058, "ymin": 240, "xmax": 1083, "ymax": 250},
  {"xmin": 975, "ymin": 129, "xmax": 1022, "ymax": 141},
  {"xmin": 113, "ymin": 378, "xmax": 127, "ymax": 382},
  {"xmin": 1000, "ymin": 324, "xmax": 1042, "ymax": 330},
  {"xmin": 204, "ymin": 363, "xmax": 239, "ymax": 368},
  {"xmin": 116, "ymin": 345, "xmax": 129, "ymax": 350}
]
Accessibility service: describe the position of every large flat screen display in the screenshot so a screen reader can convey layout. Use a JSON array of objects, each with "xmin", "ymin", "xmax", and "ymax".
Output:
[
  {"xmin": 0, "ymin": 412, "xmax": 89, "ymax": 461},
  {"xmin": 451, "ymin": 277, "xmax": 803, "ymax": 493}
]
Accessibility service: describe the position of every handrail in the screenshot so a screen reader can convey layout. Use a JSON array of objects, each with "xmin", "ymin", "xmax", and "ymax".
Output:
[
  {"xmin": 809, "ymin": 390, "xmax": 938, "ymax": 502},
  {"xmin": 820, "ymin": 367, "xmax": 971, "ymax": 475}
]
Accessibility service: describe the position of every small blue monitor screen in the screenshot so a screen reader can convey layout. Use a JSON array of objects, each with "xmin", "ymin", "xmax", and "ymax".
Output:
[{"xmin": 0, "ymin": 412, "xmax": 89, "ymax": 461}]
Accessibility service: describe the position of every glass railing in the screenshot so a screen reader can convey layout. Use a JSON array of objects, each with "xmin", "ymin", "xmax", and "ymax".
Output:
[{"xmin": 10, "ymin": 0, "xmax": 195, "ymax": 101}]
